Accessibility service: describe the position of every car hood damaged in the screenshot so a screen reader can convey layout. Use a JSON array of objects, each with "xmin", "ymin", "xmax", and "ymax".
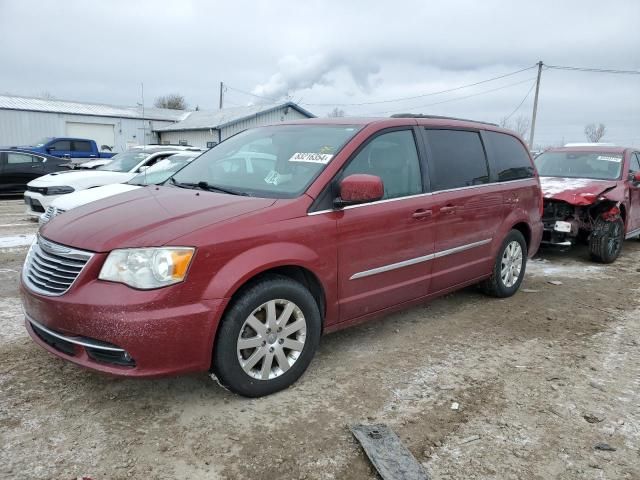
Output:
[
  {"xmin": 40, "ymin": 186, "xmax": 276, "ymax": 252},
  {"xmin": 539, "ymin": 177, "xmax": 623, "ymax": 206}
]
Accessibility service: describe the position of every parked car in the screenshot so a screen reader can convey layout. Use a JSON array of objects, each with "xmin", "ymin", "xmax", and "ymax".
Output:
[
  {"xmin": 67, "ymin": 145, "xmax": 204, "ymax": 170},
  {"xmin": 21, "ymin": 116, "xmax": 542, "ymax": 397},
  {"xmin": 0, "ymin": 149, "xmax": 71, "ymax": 194},
  {"xmin": 39, "ymin": 151, "xmax": 202, "ymax": 225},
  {"xmin": 535, "ymin": 146, "xmax": 640, "ymax": 263},
  {"xmin": 24, "ymin": 148, "xmax": 201, "ymax": 216},
  {"xmin": 3, "ymin": 137, "xmax": 116, "ymax": 160}
]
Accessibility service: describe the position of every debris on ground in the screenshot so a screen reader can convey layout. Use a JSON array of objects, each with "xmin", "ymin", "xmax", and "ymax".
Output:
[
  {"xmin": 350, "ymin": 424, "xmax": 429, "ymax": 480},
  {"xmin": 547, "ymin": 280, "xmax": 563, "ymax": 286},
  {"xmin": 594, "ymin": 443, "xmax": 616, "ymax": 452},
  {"xmin": 450, "ymin": 402, "xmax": 459, "ymax": 411},
  {"xmin": 583, "ymin": 414, "xmax": 604, "ymax": 424}
]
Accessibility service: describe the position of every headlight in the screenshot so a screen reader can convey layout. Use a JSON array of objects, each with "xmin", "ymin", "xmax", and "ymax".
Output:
[
  {"xmin": 99, "ymin": 247, "xmax": 195, "ymax": 289},
  {"xmin": 46, "ymin": 186, "xmax": 75, "ymax": 195}
]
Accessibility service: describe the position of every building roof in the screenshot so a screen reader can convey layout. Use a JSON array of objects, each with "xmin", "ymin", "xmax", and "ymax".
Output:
[
  {"xmin": 0, "ymin": 94, "xmax": 191, "ymax": 121},
  {"xmin": 153, "ymin": 102, "xmax": 315, "ymax": 132}
]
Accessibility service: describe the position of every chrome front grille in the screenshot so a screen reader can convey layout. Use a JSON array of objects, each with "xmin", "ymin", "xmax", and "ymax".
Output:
[
  {"xmin": 39, "ymin": 206, "xmax": 66, "ymax": 226},
  {"xmin": 23, "ymin": 236, "xmax": 93, "ymax": 296}
]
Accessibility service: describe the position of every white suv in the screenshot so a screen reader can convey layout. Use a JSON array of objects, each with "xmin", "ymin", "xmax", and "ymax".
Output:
[{"xmin": 24, "ymin": 148, "xmax": 201, "ymax": 218}]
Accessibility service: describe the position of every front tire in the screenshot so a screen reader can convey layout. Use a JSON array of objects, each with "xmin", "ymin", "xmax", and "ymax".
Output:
[
  {"xmin": 589, "ymin": 217, "xmax": 624, "ymax": 263},
  {"xmin": 212, "ymin": 275, "xmax": 321, "ymax": 397},
  {"xmin": 480, "ymin": 230, "xmax": 528, "ymax": 298}
]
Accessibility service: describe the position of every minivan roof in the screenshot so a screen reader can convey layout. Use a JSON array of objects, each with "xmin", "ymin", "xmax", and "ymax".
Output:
[{"xmin": 278, "ymin": 116, "xmax": 514, "ymax": 134}]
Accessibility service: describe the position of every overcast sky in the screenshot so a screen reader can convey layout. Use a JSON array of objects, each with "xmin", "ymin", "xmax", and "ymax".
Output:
[{"xmin": 1, "ymin": 0, "xmax": 638, "ymax": 147}]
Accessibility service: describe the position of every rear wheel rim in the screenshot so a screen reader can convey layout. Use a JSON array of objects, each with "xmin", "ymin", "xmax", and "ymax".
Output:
[
  {"xmin": 237, "ymin": 299, "xmax": 307, "ymax": 380},
  {"xmin": 500, "ymin": 241, "xmax": 523, "ymax": 288}
]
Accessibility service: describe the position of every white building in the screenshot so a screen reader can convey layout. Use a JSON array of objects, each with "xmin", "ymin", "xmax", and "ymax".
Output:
[
  {"xmin": 0, "ymin": 95, "xmax": 316, "ymax": 152},
  {"xmin": 154, "ymin": 102, "xmax": 315, "ymax": 148},
  {"xmin": 0, "ymin": 94, "xmax": 190, "ymax": 152}
]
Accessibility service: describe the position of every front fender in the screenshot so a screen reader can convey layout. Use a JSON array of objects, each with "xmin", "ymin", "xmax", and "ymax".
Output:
[{"xmin": 202, "ymin": 242, "xmax": 324, "ymax": 301}]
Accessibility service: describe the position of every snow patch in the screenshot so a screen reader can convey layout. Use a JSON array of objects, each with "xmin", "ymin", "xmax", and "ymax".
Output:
[
  {"xmin": 0, "ymin": 297, "xmax": 27, "ymax": 343},
  {"xmin": 526, "ymin": 258, "xmax": 611, "ymax": 279},
  {"xmin": 0, "ymin": 234, "xmax": 35, "ymax": 249}
]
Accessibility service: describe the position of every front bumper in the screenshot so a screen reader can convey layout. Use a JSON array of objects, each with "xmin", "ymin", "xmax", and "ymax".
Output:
[
  {"xmin": 21, "ymin": 277, "xmax": 226, "ymax": 377},
  {"xmin": 24, "ymin": 191, "xmax": 60, "ymax": 217}
]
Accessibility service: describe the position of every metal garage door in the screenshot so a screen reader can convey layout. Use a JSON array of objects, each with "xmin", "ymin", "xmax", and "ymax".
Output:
[{"xmin": 65, "ymin": 122, "xmax": 115, "ymax": 151}]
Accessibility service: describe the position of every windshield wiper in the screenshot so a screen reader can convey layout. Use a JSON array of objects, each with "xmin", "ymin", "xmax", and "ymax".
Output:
[
  {"xmin": 168, "ymin": 178, "xmax": 247, "ymax": 196},
  {"xmin": 196, "ymin": 181, "xmax": 248, "ymax": 196}
]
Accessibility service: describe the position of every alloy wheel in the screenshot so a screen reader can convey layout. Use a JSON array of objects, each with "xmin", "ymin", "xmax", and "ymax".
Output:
[
  {"xmin": 500, "ymin": 240, "xmax": 523, "ymax": 288},
  {"xmin": 237, "ymin": 299, "xmax": 307, "ymax": 380}
]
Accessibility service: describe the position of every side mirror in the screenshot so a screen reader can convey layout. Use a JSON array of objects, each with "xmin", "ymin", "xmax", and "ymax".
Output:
[
  {"xmin": 46, "ymin": 147, "xmax": 54, "ymax": 152},
  {"xmin": 138, "ymin": 165, "xmax": 149, "ymax": 173},
  {"xmin": 634, "ymin": 172, "xmax": 640, "ymax": 183},
  {"xmin": 334, "ymin": 174, "xmax": 384, "ymax": 208}
]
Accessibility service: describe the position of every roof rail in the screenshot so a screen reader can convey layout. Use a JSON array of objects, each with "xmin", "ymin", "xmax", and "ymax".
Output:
[
  {"xmin": 389, "ymin": 113, "xmax": 498, "ymax": 127},
  {"xmin": 563, "ymin": 142, "xmax": 617, "ymax": 147}
]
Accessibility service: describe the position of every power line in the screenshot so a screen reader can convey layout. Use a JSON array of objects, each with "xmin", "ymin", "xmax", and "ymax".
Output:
[
  {"xmin": 302, "ymin": 65, "xmax": 538, "ymax": 106},
  {"xmin": 503, "ymin": 80, "xmax": 537, "ymax": 122},
  {"xmin": 368, "ymin": 76, "xmax": 538, "ymax": 116},
  {"xmin": 545, "ymin": 64, "xmax": 640, "ymax": 75},
  {"xmin": 224, "ymin": 65, "xmax": 537, "ymax": 108},
  {"xmin": 225, "ymin": 85, "xmax": 280, "ymax": 103}
]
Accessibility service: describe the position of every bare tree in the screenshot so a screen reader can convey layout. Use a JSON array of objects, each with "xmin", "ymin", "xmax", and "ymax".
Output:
[
  {"xmin": 513, "ymin": 115, "xmax": 530, "ymax": 139},
  {"xmin": 327, "ymin": 107, "xmax": 345, "ymax": 118},
  {"xmin": 499, "ymin": 115, "xmax": 530, "ymax": 138},
  {"xmin": 39, "ymin": 91, "xmax": 55, "ymax": 100},
  {"xmin": 154, "ymin": 94, "xmax": 188, "ymax": 110},
  {"xmin": 584, "ymin": 123, "xmax": 606, "ymax": 142}
]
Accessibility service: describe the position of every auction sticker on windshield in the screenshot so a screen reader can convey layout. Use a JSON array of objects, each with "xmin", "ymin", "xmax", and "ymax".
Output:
[
  {"xmin": 289, "ymin": 152, "xmax": 334, "ymax": 164},
  {"xmin": 597, "ymin": 155, "xmax": 622, "ymax": 162}
]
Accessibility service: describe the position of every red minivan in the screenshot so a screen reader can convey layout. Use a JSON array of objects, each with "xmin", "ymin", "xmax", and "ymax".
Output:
[{"xmin": 21, "ymin": 116, "xmax": 543, "ymax": 397}]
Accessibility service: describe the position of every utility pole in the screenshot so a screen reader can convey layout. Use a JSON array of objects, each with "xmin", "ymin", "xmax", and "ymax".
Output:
[
  {"xmin": 219, "ymin": 81, "xmax": 224, "ymax": 110},
  {"xmin": 141, "ymin": 82, "xmax": 146, "ymax": 147},
  {"xmin": 528, "ymin": 61, "xmax": 543, "ymax": 148}
]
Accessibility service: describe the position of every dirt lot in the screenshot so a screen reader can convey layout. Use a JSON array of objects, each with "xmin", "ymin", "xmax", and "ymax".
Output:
[{"xmin": 1, "ymin": 197, "xmax": 639, "ymax": 480}]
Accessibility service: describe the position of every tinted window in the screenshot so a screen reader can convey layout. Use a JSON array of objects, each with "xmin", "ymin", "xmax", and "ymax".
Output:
[
  {"xmin": 484, "ymin": 131, "xmax": 534, "ymax": 181},
  {"xmin": 51, "ymin": 140, "xmax": 71, "ymax": 150},
  {"xmin": 424, "ymin": 129, "xmax": 488, "ymax": 191},
  {"xmin": 7, "ymin": 153, "xmax": 37, "ymax": 164},
  {"xmin": 342, "ymin": 130, "xmax": 422, "ymax": 199},
  {"xmin": 630, "ymin": 153, "xmax": 640, "ymax": 172},
  {"xmin": 73, "ymin": 141, "xmax": 92, "ymax": 152}
]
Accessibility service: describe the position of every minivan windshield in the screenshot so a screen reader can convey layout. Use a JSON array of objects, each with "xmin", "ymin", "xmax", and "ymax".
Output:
[
  {"xmin": 98, "ymin": 151, "xmax": 151, "ymax": 172},
  {"xmin": 170, "ymin": 124, "xmax": 361, "ymax": 198},
  {"xmin": 535, "ymin": 151, "xmax": 623, "ymax": 180}
]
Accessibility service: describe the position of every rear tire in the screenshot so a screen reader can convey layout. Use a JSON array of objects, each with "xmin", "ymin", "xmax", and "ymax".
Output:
[
  {"xmin": 589, "ymin": 217, "xmax": 624, "ymax": 263},
  {"xmin": 212, "ymin": 275, "xmax": 321, "ymax": 397},
  {"xmin": 480, "ymin": 230, "xmax": 528, "ymax": 298}
]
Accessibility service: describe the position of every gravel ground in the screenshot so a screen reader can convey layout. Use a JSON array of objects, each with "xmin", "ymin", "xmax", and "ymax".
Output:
[{"xmin": 1, "ymin": 197, "xmax": 639, "ymax": 479}]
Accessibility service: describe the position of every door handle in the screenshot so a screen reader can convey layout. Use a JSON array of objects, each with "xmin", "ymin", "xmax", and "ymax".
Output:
[
  {"xmin": 440, "ymin": 205, "xmax": 457, "ymax": 215},
  {"xmin": 412, "ymin": 209, "xmax": 432, "ymax": 219},
  {"xmin": 31, "ymin": 164, "xmax": 40, "ymax": 168}
]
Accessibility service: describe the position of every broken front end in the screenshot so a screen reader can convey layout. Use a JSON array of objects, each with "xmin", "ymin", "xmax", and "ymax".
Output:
[{"xmin": 542, "ymin": 198, "xmax": 621, "ymax": 247}]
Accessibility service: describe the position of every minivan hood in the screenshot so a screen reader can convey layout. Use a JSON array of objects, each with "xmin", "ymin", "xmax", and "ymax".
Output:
[
  {"xmin": 41, "ymin": 186, "xmax": 276, "ymax": 252},
  {"xmin": 539, "ymin": 176, "xmax": 620, "ymax": 206},
  {"xmin": 28, "ymin": 170, "xmax": 133, "ymax": 189}
]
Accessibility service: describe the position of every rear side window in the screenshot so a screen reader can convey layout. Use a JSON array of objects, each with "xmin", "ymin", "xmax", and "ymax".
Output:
[
  {"xmin": 423, "ymin": 129, "xmax": 489, "ymax": 191},
  {"xmin": 51, "ymin": 140, "xmax": 71, "ymax": 150},
  {"xmin": 7, "ymin": 153, "xmax": 38, "ymax": 164},
  {"xmin": 73, "ymin": 141, "xmax": 92, "ymax": 152},
  {"xmin": 483, "ymin": 131, "xmax": 534, "ymax": 181}
]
